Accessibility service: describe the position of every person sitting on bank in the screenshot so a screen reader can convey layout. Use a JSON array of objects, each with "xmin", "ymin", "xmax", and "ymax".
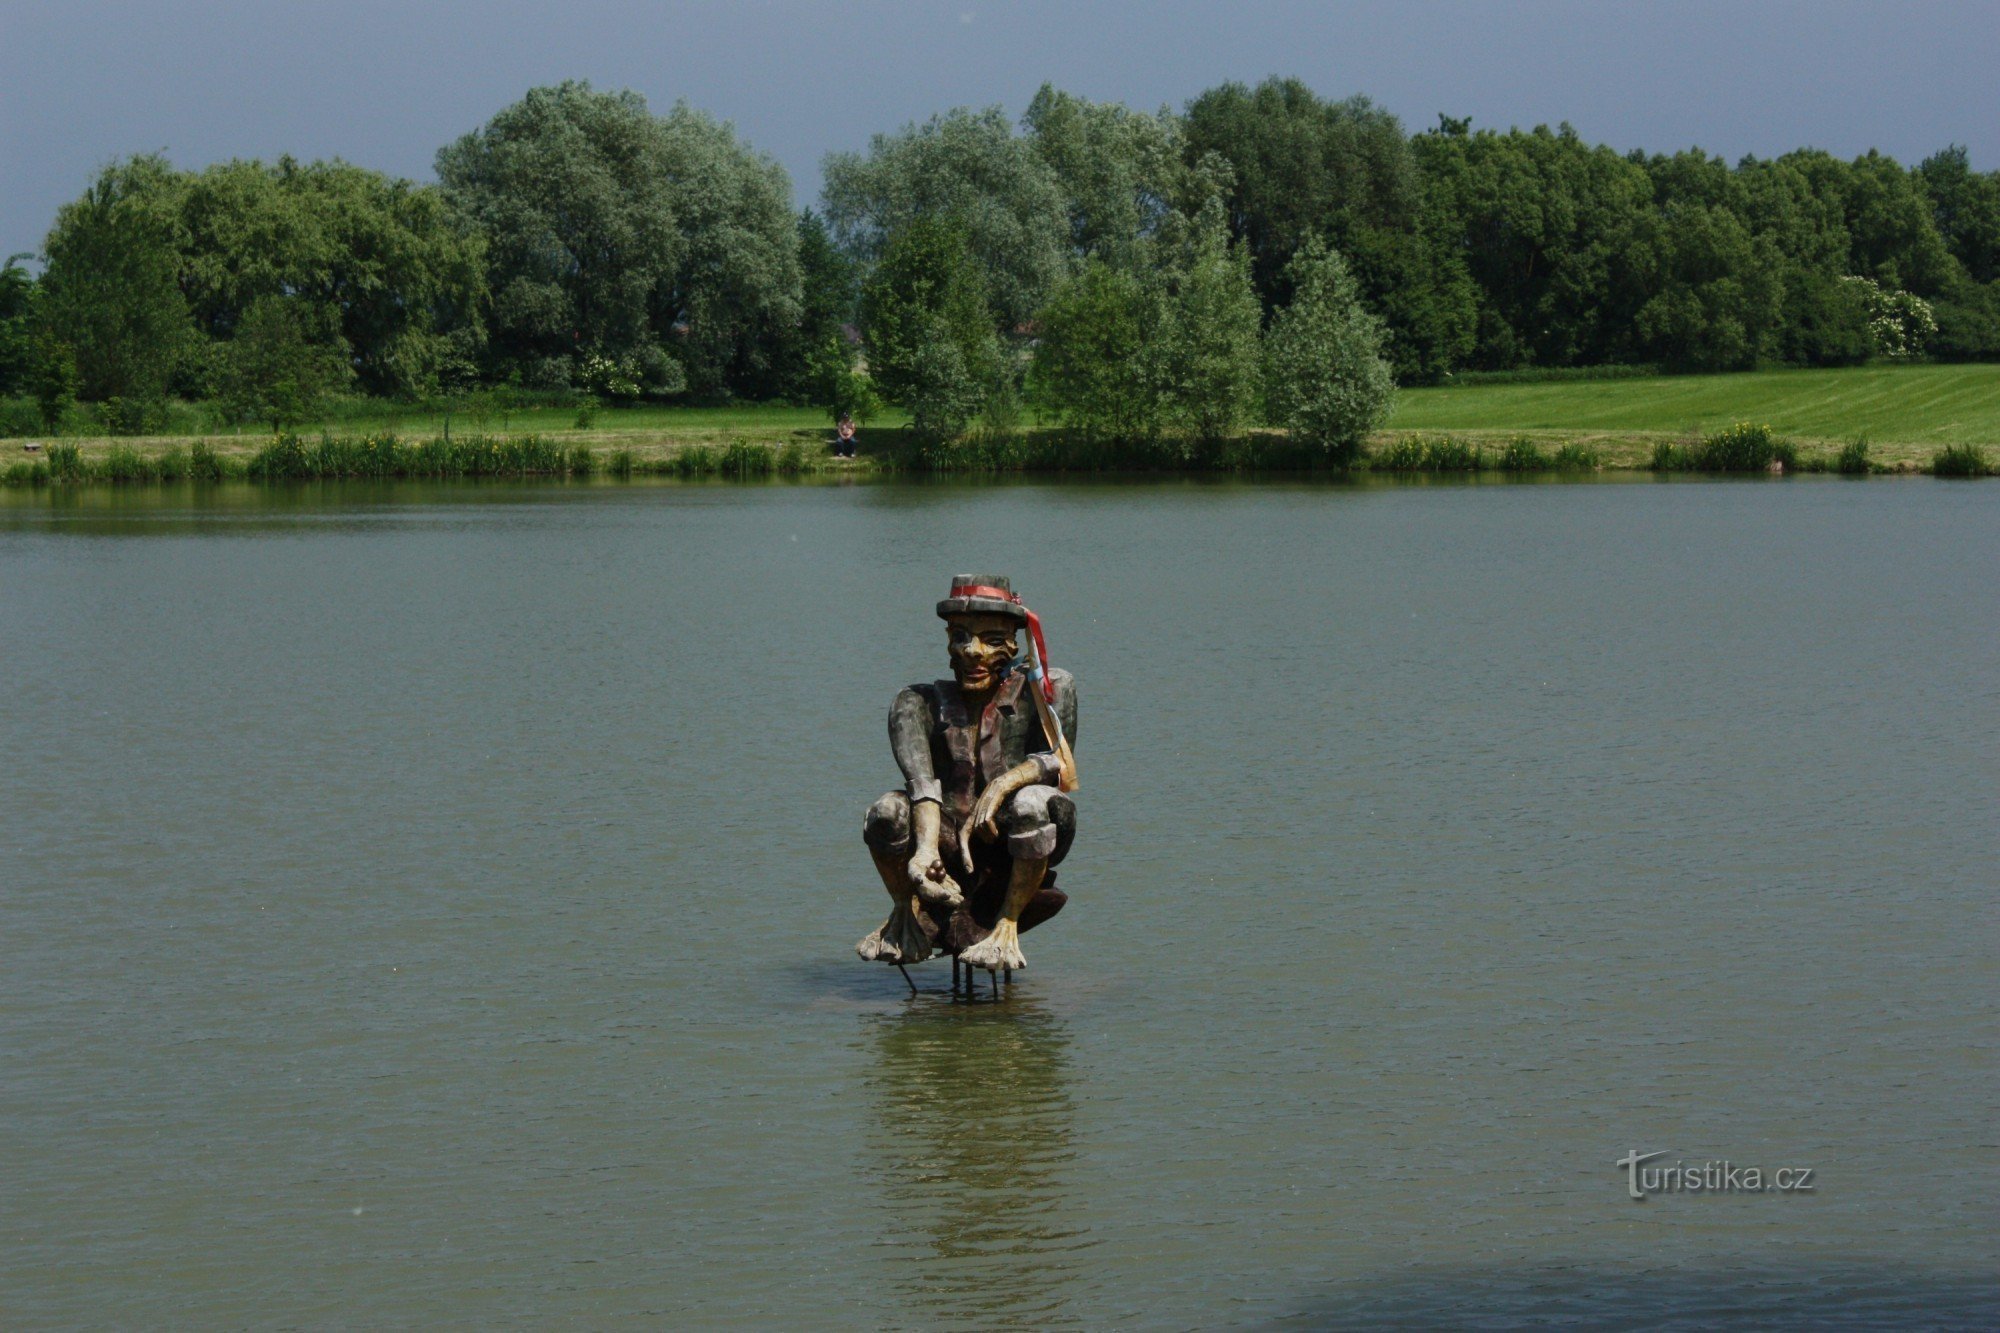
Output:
[{"xmin": 833, "ymin": 413, "xmax": 857, "ymax": 459}]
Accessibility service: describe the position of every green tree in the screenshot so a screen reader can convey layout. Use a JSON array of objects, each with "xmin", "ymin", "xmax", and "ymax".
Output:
[
  {"xmin": 1184, "ymin": 79, "xmax": 1474, "ymax": 382},
  {"xmin": 1263, "ymin": 239, "xmax": 1394, "ymax": 460},
  {"xmin": 1150, "ymin": 209, "xmax": 1264, "ymax": 442},
  {"xmin": 771, "ymin": 210, "xmax": 859, "ymax": 402},
  {"xmin": 1028, "ymin": 260, "xmax": 1156, "ymax": 441},
  {"xmin": 173, "ymin": 157, "xmax": 485, "ymax": 399},
  {"xmin": 861, "ymin": 219, "xmax": 997, "ymax": 438},
  {"xmin": 38, "ymin": 155, "xmax": 192, "ymax": 403},
  {"xmin": 216, "ymin": 296, "xmax": 353, "ymax": 432},
  {"xmin": 823, "ymin": 106, "xmax": 1069, "ymax": 332},
  {"xmin": 438, "ymin": 81, "xmax": 799, "ymax": 397},
  {"xmin": 0, "ymin": 254, "xmax": 34, "ymax": 396},
  {"xmin": 27, "ymin": 332, "xmax": 80, "ymax": 431},
  {"xmin": 1023, "ymin": 85, "xmax": 1192, "ymax": 271}
]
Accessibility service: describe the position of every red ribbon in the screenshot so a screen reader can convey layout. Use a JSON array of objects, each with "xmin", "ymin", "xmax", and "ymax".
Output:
[{"xmin": 949, "ymin": 583, "xmax": 1056, "ymax": 702}]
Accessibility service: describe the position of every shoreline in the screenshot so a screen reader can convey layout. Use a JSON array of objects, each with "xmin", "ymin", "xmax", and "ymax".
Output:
[{"xmin": 0, "ymin": 425, "xmax": 1985, "ymax": 488}]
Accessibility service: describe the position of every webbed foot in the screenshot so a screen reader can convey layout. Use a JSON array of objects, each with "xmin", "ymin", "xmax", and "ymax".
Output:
[
  {"xmin": 957, "ymin": 919, "xmax": 1024, "ymax": 972},
  {"xmin": 856, "ymin": 902, "xmax": 934, "ymax": 964}
]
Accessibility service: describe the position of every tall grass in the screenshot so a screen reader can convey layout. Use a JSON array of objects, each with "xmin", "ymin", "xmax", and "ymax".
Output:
[
  {"xmin": 1931, "ymin": 443, "xmax": 1990, "ymax": 477},
  {"xmin": 1370, "ymin": 434, "xmax": 1483, "ymax": 472},
  {"xmin": 1652, "ymin": 422, "xmax": 1798, "ymax": 473}
]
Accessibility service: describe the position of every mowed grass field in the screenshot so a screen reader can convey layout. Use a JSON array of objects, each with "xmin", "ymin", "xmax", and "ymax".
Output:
[
  {"xmin": 4, "ymin": 363, "xmax": 1995, "ymax": 473},
  {"xmin": 1391, "ymin": 363, "xmax": 2000, "ymax": 446}
]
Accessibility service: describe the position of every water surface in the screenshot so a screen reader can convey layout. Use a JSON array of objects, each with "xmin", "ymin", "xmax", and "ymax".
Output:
[{"xmin": 3, "ymin": 476, "xmax": 1994, "ymax": 1326}]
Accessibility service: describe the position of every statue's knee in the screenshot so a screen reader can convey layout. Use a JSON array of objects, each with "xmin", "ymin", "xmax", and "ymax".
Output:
[
  {"xmin": 1002, "ymin": 784, "xmax": 1066, "ymax": 860},
  {"xmin": 864, "ymin": 791, "xmax": 911, "ymax": 852}
]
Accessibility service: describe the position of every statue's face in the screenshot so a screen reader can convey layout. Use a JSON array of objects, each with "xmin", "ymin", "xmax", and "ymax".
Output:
[{"xmin": 946, "ymin": 613, "xmax": 1019, "ymax": 694}]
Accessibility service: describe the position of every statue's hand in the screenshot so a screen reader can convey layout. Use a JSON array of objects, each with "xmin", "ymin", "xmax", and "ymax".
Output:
[
  {"xmin": 968, "ymin": 782, "xmax": 1009, "ymax": 846},
  {"xmin": 906, "ymin": 850, "xmax": 962, "ymax": 909}
]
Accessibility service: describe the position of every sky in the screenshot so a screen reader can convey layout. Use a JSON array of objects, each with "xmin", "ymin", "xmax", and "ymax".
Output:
[{"xmin": 3, "ymin": 0, "xmax": 1997, "ymax": 260}]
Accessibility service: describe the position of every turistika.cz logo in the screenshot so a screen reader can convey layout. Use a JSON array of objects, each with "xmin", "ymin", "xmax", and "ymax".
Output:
[{"xmin": 1616, "ymin": 1150, "xmax": 1817, "ymax": 1200}]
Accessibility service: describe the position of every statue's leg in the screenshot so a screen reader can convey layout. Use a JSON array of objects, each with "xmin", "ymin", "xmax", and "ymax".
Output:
[
  {"xmin": 856, "ymin": 792, "xmax": 934, "ymax": 964},
  {"xmin": 958, "ymin": 785, "xmax": 1071, "ymax": 971}
]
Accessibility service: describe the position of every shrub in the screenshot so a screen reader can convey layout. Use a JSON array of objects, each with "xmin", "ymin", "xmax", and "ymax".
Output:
[
  {"xmin": 608, "ymin": 448, "xmax": 636, "ymax": 478},
  {"xmin": 1932, "ymin": 444, "xmax": 1990, "ymax": 477},
  {"xmin": 1836, "ymin": 439, "xmax": 1872, "ymax": 475},
  {"xmin": 1697, "ymin": 422, "xmax": 1783, "ymax": 471},
  {"xmin": 1263, "ymin": 238, "xmax": 1395, "ymax": 462},
  {"xmin": 45, "ymin": 441, "xmax": 84, "ymax": 482},
  {"xmin": 189, "ymin": 441, "xmax": 224, "ymax": 482},
  {"xmin": 1371, "ymin": 434, "xmax": 1481, "ymax": 472},
  {"xmin": 1552, "ymin": 442, "xmax": 1601, "ymax": 470},
  {"xmin": 718, "ymin": 439, "xmax": 773, "ymax": 477},
  {"xmin": 1497, "ymin": 437, "xmax": 1548, "ymax": 471},
  {"xmin": 102, "ymin": 443, "xmax": 154, "ymax": 482},
  {"xmin": 568, "ymin": 444, "xmax": 594, "ymax": 476}
]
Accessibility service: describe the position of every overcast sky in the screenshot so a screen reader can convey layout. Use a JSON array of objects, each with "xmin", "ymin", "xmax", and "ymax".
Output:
[{"xmin": 3, "ymin": 0, "xmax": 1996, "ymax": 260}]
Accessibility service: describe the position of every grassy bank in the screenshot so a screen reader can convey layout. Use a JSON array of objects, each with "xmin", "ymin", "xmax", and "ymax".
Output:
[
  {"xmin": 3, "ymin": 364, "xmax": 1995, "ymax": 485},
  {"xmin": 1393, "ymin": 363, "xmax": 2000, "ymax": 446}
]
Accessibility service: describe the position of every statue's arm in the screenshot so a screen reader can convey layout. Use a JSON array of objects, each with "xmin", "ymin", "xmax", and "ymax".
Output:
[
  {"xmin": 889, "ymin": 688, "xmax": 950, "ymax": 877},
  {"xmin": 1027, "ymin": 668, "xmax": 1078, "ymax": 785},
  {"xmin": 888, "ymin": 687, "xmax": 941, "ymax": 806},
  {"xmin": 971, "ymin": 672, "xmax": 1077, "ymax": 841}
]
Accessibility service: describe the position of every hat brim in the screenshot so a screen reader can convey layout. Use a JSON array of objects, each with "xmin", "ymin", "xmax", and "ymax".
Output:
[{"xmin": 937, "ymin": 597, "xmax": 1027, "ymax": 622}]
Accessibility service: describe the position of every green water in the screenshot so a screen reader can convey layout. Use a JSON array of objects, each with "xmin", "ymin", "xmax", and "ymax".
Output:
[{"xmin": 2, "ymin": 477, "xmax": 1994, "ymax": 1327}]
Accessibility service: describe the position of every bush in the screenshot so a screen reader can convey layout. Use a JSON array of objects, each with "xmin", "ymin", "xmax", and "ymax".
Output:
[
  {"xmin": 189, "ymin": 441, "xmax": 224, "ymax": 482},
  {"xmin": 1836, "ymin": 439, "xmax": 1872, "ymax": 475},
  {"xmin": 1552, "ymin": 442, "xmax": 1601, "ymax": 470},
  {"xmin": 98, "ymin": 396, "xmax": 166, "ymax": 436},
  {"xmin": 1371, "ymin": 434, "xmax": 1481, "ymax": 472},
  {"xmin": 1656, "ymin": 423, "xmax": 1798, "ymax": 473},
  {"xmin": 1497, "ymin": 436, "xmax": 1548, "ymax": 471},
  {"xmin": 45, "ymin": 441, "xmax": 84, "ymax": 482},
  {"xmin": 1264, "ymin": 239, "xmax": 1395, "ymax": 461},
  {"xmin": 101, "ymin": 443, "xmax": 155, "ymax": 482},
  {"xmin": 1932, "ymin": 444, "xmax": 1990, "ymax": 477}
]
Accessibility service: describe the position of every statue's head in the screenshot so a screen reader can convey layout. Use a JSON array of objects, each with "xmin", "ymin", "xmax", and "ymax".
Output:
[{"xmin": 936, "ymin": 574, "xmax": 1028, "ymax": 696}]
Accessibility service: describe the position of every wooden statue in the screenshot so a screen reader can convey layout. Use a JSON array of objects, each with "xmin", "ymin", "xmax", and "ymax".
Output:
[{"xmin": 857, "ymin": 575, "xmax": 1079, "ymax": 980}]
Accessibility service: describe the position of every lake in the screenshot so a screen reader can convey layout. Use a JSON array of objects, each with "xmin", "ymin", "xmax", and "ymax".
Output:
[{"xmin": 2, "ymin": 475, "xmax": 1994, "ymax": 1327}]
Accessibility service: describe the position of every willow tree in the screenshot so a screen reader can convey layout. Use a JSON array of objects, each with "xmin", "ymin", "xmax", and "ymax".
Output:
[{"xmin": 438, "ymin": 81, "xmax": 800, "ymax": 397}]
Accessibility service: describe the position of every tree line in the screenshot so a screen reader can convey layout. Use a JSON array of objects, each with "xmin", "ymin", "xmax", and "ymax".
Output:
[{"xmin": 2, "ymin": 77, "xmax": 1995, "ymax": 448}]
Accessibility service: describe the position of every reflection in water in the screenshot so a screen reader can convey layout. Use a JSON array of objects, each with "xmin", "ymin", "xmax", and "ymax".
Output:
[{"xmin": 860, "ymin": 995, "xmax": 1089, "ymax": 1326}]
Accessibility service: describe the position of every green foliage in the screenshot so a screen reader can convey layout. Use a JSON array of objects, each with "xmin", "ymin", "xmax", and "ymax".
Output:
[
  {"xmin": 1836, "ymin": 438, "xmax": 1872, "ymax": 474},
  {"xmin": 1023, "ymin": 85, "xmax": 1193, "ymax": 271},
  {"xmin": 1931, "ymin": 443, "xmax": 1990, "ymax": 476},
  {"xmin": 1652, "ymin": 422, "xmax": 1798, "ymax": 472},
  {"xmin": 172, "ymin": 157, "xmax": 485, "ymax": 398},
  {"xmin": 1263, "ymin": 240, "xmax": 1395, "ymax": 460},
  {"xmin": 217, "ymin": 296, "xmax": 354, "ymax": 432},
  {"xmin": 805, "ymin": 333, "xmax": 880, "ymax": 425},
  {"xmin": 0, "ymin": 254, "xmax": 34, "ymax": 396},
  {"xmin": 438, "ymin": 81, "xmax": 800, "ymax": 398},
  {"xmin": 1497, "ymin": 436, "xmax": 1547, "ymax": 471},
  {"xmin": 39, "ymin": 155, "xmax": 191, "ymax": 405},
  {"xmin": 1151, "ymin": 210, "xmax": 1265, "ymax": 443},
  {"xmin": 1028, "ymin": 260, "xmax": 1155, "ymax": 441},
  {"xmin": 772, "ymin": 211, "xmax": 859, "ymax": 402},
  {"xmin": 27, "ymin": 333, "xmax": 80, "ymax": 431},
  {"xmin": 45, "ymin": 441, "xmax": 84, "ymax": 482},
  {"xmin": 824, "ymin": 106, "xmax": 1068, "ymax": 332},
  {"xmin": 189, "ymin": 441, "xmax": 225, "ymax": 482},
  {"xmin": 1841, "ymin": 276, "xmax": 1937, "ymax": 357},
  {"xmin": 861, "ymin": 218, "xmax": 998, "ymax": 439},
  {"xmin": 1552, "ymin": 442, "xmax": 1601, "ymax": 470},
  {"xmin": 1372, "ymin": 433, "xmax": 1482, "ymax": 471}
]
